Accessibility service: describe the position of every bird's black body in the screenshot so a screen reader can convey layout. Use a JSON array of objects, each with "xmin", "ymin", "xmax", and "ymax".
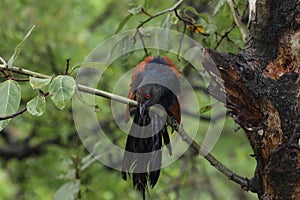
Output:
[{"xmin": 122, "ymin": 56, "xmax": 181, "ymax": 199}]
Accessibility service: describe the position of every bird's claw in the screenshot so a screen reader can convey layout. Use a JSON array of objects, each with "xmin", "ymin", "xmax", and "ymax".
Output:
[{"xmin": 171, "ymin": 116, "xmax": 177, "ymax": 133}]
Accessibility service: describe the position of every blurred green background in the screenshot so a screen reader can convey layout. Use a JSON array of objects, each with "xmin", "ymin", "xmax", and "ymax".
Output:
[{"xmin": 0, "ymin": 0, "xmax": 257, "ymax": 199}]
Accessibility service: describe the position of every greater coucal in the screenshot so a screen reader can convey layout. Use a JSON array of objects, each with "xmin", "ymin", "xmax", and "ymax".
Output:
[{"xmin": 122, "ymin": 56, "xmax": 181, "ymax": 199}]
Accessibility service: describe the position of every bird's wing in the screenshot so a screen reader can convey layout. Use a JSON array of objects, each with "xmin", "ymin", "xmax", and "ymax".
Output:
[
  {"xmin": 162, "ymin": 56, "xmax": 181, "ymax": 124},
  {"xmin": 167, "ymin": 97, "xmax": 181, "ymax": 124}
]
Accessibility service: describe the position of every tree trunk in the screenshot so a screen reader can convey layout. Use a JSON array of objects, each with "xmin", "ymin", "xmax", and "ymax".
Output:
[{"xmin": 203, "ymin": 0, "xmax": 300, "ymax": 199}]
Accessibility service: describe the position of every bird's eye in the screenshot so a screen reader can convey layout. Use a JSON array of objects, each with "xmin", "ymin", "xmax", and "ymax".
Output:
[{"xmin": 145, "ymin": 93, "xmax": 151, "ymax": 99}]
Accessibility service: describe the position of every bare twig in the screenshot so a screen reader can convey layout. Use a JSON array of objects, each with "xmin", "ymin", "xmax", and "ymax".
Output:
[
  {"xmin": 77, "ymin": 84, "xmax": 137, "ymax": 106},
  {"xmin": 65, "ymin": 58, "xmax": 71, "ymax": 75},
  {"xmin": 227, "ymin": 0, "xmax": 247, "ymax": 41},
  {"xmin": 133, "ymin": 0, "xmax": 185, "ymax": 48},
  {"xmin": 175, "ymin": 124, "xmax": 252, "ymax": 191},
  {"xmin": 136, "ymin": 0, "xmax": 185, "ymax": 29},
  {"xmin": 71, "ymin": 155, "xmax": 82, "ymax": 199},
  {"xmin": 0, "ymin": 108, "xmax": 27, "ymax": 121},
  {"xmin": 214, "ymin": 23, "xmax": 236, "ymax": 50},
  {"xmin": 68, "ymin": 64, "xmax": 81, "ymax": 75},
  {"xmin": 9, "ymin": 77, "xmax": 29, "ymax": 81},
  {"xmin": 0, "ymin": 65, "xmax": 50, "ymax": 79},
  {"xmin": 174, "ymin": 8, "xmax": 187, "ymax": 59},
  {"xmin": 141, "ymin": 8, "xmax": 152, "ymax": 17},
  {"xmin": 214, "ymin": 23, "xmax": 242, "ymax": 51},
  {"xmin": 135, "ymin": 29, "xmax": 149, "ymax": 56}
]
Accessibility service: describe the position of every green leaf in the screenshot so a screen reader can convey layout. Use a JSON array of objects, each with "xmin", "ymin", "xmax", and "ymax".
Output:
[
  {"xmin": 128, "ymin": 5, "xmax": 142, "ymax": 15},
  {"xmin": 7, "ymin": 25, "xmax": 35, "ymax": 68},
  {"xmin": 58, "ymin": 169, "xmax": 76, "ymax": 180},
  {"xmin": 26, "ymin": 94, "xmax": 46, "ymax": 116},
  {"xmin": 182, "ymin": 6, "xmax": 198, "ymax": 16},
  {"xmin": 0, "ymin": 80, "xmax": 21, "ymax": 131},
  {"xmin": 115, "ymin": 14, "xmax": 132, "ymax": 34},
  {"xmin": 170, "ymin": 12, "xmax": 179, "ymax": 24},
  {"xmin": 29, "ymin": 76, "xmax": 52, "ymax": 90},
  {"xmin": 49, "ymin": 75, "xmax": 76, "ymax": 110},
  {"xmin": 54, "ymin": 180, "xmax": 80, "ymax": 200},
  {"xmin": 198, "ymin": 13, "xmax": 210, "ymax": 23},
  {"xmin": 213, "ymin": 0, "xmax": 227, "ymax": 16},
  {"xmin": 199, "ymin": 102, "xmax": 218, "ymax": 114},
  {"xmin": 161, "ymin": 13, "xmax": 171, "ymax": 29}
]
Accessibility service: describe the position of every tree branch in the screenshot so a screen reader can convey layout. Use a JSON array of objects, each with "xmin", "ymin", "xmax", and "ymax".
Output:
[
  {"xmin": 214, "ymin": 23, "xmax": 236, "ymax": 50},
  {"xmin": 0, "ymin": 63, "xmax": 253, "ymax": 192},
  {"xmin": 226, "ymin": 0, "xmax": 247, "ymax": 41},
  {"xmin": 0, "ymin": 64, "xmax": 137, "ymax": 107},
  {"xmin": 174, "ymin": 124, "xmax": 253, "ymax": 192}
]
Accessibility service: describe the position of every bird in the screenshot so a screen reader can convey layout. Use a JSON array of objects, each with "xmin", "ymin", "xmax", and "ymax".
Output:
[{"xmin": 122, "ymin": 56, "xmax": 181, "ymax": 199}]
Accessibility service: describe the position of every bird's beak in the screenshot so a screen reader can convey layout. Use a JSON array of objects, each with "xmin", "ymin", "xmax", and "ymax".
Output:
[{"xmin": 139, "ymin": 103, "xmax": 147, "ymax": 117}]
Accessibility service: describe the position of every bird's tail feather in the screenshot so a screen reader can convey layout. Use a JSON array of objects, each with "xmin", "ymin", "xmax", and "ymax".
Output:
[{"xmin": 122, "ymin": 111, "xmax": 170, "ymax": 199}]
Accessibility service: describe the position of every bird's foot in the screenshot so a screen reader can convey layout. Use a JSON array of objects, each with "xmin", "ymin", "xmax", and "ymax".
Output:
[{"xmin": 170, "ymin": 116, "xmax": 177, "ymax": 133}]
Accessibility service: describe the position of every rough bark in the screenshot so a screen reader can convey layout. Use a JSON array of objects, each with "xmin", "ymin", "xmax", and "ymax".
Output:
[{"xmin": 203, "ymin": 0, "xmax": 300, "ymax": 199}]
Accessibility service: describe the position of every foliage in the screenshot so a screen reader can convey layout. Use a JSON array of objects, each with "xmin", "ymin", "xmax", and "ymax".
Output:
[
  {"xmin": 0, "ymin": 80, "xmax": 22, "ymax": 130},
  {"xmin": 0, "ymin": 0, "xmax": 256, "ymax": 200}
]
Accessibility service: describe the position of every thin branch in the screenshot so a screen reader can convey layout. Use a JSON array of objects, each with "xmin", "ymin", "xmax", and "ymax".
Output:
[
  {"xmin": 135, "ymin": 29, "xmax": 149, "ymax": 56},
  {"xmin": 227, "ymin": 0, "xmax": 247, "ymax": 41},
  {"xmin": 77, "ymin": 84, "xmax": 137, "ymax": 106},
  {"xmin": 0, "ymin": 90, "xmax": 49, "ymax": 121},
  {"xmin": 214, "ymin": 23, "xmax": 242, "ymax": 51},
  {"xmin": 136, "ymin": 0, "xmax": 185, "ymax": 29},
  {"xmin": 174, "ymin": 8, "xmax": 187, "ymax": 59},
  {"xmin": 214, "ymin": 23, "xmax": 236, "ymax": 50},
  {"xmin": 226, "ymin": 35, "xmax": 243, "ymax": 51},
  {"xmin": 131, "ymin": 0, "xmax": 186, "ymax": 55},
  {"xmin": 68, "ymin": 64, "xmax": 81, "ymax": 75},
  {"xmin": 65, "ymin": 58, "xmax": 71, "ymax": 75},
  {"xmin": 133, "ymin": 0, "xmax": 185, "ymax": 46},
  {"xmin": 0, "ymin": 65, "xmax": 50, "ymax": 79},
  {"xmin": 0, "ymin": 64, "xmax": 137, "ymax": 107},
  {"xmin": 0, "ymin": 63, "xmax": 253, "ymax": 191},
  {"xmin": 140, "ymin": 8, "xmax": 152, "ymax": 17},
  {"xmin": 9, "ymin": 77, "xmax": 29, "ymax": 81},
  {"xmin": 175, "ymin": 124, "xmax": 252, "ymax": 192},
  {"xmin": 0, "ymin": 108, "xmax": 27, "ymax": 121}
]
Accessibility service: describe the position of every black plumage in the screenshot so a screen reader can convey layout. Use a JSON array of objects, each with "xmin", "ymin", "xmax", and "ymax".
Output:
[{"xmin": 122, "ymin": 56, "xmax": 181, "ymax": 199}]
